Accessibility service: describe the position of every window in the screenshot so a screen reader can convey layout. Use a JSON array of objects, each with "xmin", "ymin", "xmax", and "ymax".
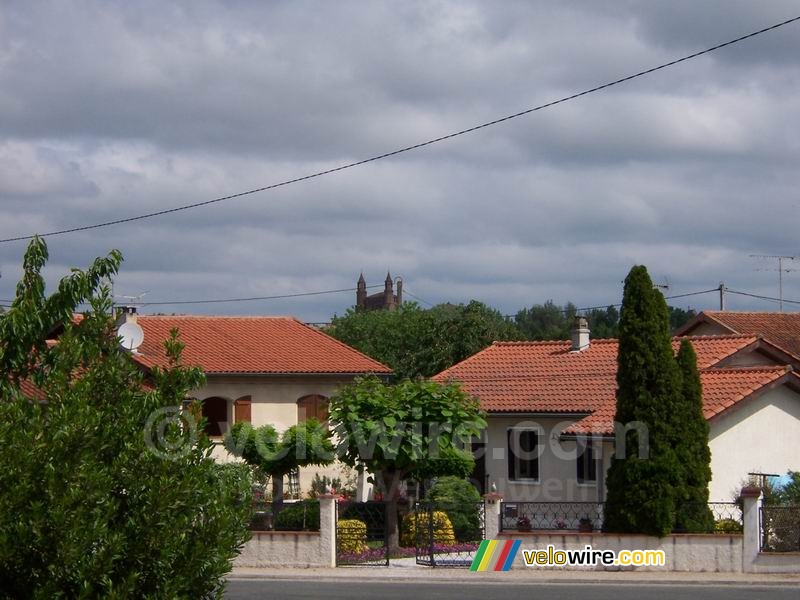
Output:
[
  {"xmin": 297, "ymin": 394, "xmax": 328, "ymax": 423},
  {"xmin": 576, "ymin": 441, "xmax": 597, "ymax": 484},
  {"xmin": 507, "ymin": 428, "xmax": 539, "ymax": 481},
  {"xmin": 201, "ymin": 396, "xmax": 228, "ymax": 437}
]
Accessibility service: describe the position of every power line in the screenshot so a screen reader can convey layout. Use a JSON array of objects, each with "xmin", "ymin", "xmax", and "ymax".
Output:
[
  {"xmin": 402, "ymin": 289, "xmax": 433, "ymax": 307},
  {"xmin": 726, "ymin": 289, "xmax": 800, "ymax": 307},
  {"xmin": 507, "ymin": 287, "xmax": 720, "ymax": 318},
  {"xmin": 134, "ymin": 284, "xmax": 381, "ymax": 307},
  {"xmin": 2, "ymin": 15, "xmax": 798, "ymax": 244}
]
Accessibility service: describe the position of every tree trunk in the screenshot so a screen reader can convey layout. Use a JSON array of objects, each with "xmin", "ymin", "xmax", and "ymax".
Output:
[
  {"xmin": 272, "ymin": 473, "xmax": 285, "ymax": 521},
  {"xmin": 379, "ymin": 469, "xmax": 404, "ymax": 554}
]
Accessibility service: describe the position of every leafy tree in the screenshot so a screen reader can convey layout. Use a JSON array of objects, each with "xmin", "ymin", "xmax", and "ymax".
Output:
[
  {"xmin": 777, "ymin": 471, "xmax": 800, "ymax": 505},
  {"xmin": 603, "ymin": 265, "xmax": 683, "ymax": 537},
  {"xmin": 0, "ymin": 237, "xmax": 251, "ymax": 598},
  {"xmin": 329, "ymin": 377, "xmax": 486, "ymax": 551},
  {"xmin": 514, "ymin": 300, "xmax": 576, "ymax": 340},
  {"xmin": 225, "ymin": 419, "xmax": 334, "ymax": 516},
  {"xmin": 673, "ymin": 339, "xmax": 714, "ymax": 532},
  {"xmin": 328, "ymin": 300, "xmax": 520, "ymax": 379},
  {"xmin": 668, "ymin": 306, "xmax": 697, "ymax": 332},
  {"xmin": 585, "ymin": 305, "xmax": 620, "ymax": 339}
]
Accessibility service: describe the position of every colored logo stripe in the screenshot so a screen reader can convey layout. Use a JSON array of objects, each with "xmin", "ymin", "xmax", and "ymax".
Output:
[{"xmin": 470, "ymin": 540, "xmax": 520, "ymax": 572}]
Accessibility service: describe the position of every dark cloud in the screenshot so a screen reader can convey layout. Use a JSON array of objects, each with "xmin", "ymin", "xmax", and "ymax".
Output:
[{"xmin": 1, "ymin": 1, "xmax": 798, "ymax": 322}]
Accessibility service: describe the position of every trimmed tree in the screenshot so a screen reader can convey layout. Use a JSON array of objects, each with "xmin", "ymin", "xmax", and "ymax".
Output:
[
  {"xmin": 0, "ymin": 237, "xmax": 252, "ymax": 597},
  {"xmin": 603, "ymin": 265, "xmax": 683, "ymax": 537},
  {"xmin": 328, "ymin": 300, "xmax": 521, "ymax": 379},
  {"xmin": 225, "ymin": 419, "xmax": 335, "ymax": 517},
  {"xmin": 673, "ymin": 339, "xmax": 714, "ymax": 532},
  {"xmin": 328, "ymin": 377, "xmax": 486, "ymax": 552}
]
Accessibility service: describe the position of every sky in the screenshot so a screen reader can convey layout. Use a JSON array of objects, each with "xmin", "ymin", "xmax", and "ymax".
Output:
[{"xmin": 1, "ymin": 1, "xmax": 799, "ymax": 323}]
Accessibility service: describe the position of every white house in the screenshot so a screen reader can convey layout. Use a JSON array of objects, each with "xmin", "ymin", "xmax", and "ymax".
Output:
[
  {"xmin": 434, "ymin": 316, "xmax": 800, "ymax": 504},
  {"xmin": 119, "ymin": 310, "xmax": 391, "ymax": 495}
]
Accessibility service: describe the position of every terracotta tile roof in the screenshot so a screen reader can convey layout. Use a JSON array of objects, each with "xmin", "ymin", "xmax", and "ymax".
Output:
[
  {"xmin": 698, "ymin": 367, "xmax": 795, "ymax": 419},
  {"xmin": 677, "ymin": 311, "xmax": 800, "ymax": 357},
  {"xmin": 433, "ymin": 335, "xmax": 797, "ymax": 436},
  {"xmin": 130, "ymin": 315, "xmax": 391, "ymax": 375},
  {"xmin": 19, "ymin": 378, "xmax": 45, "ymax": 401}
]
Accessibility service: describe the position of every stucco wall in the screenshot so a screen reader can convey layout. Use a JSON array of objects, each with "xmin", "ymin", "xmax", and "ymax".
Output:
[
  {"xmin": 485, "ymin": 416, "xmax": 611, "ymax": 502},
  {"xmin": 497, "ymin": 532, "xmax": 743, "ymax": 572},
  {"xmin": 708, "ymin": 385, "xmax": 800, "ymax": 502},
  {"xmin": 196, "ymin": 374, "xmax": 357, "ymax": 493},
  {"xmin": 235, "ymin": 531, "xmax": 329, "ymax": 568}
]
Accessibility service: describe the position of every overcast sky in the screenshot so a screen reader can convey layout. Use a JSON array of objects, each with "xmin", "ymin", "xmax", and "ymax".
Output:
[{"xmin": 1, "ymin": 1, "xmax": 799, "ymax": 322}]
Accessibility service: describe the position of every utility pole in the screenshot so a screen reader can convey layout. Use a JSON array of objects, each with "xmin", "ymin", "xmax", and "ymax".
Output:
[
  {"xmin": 750, "ymin": 254, "xmax": 798, "ymax": 311},
  {"xmin": 718, "ymin": 282, "xmax": 726, "ymax": 310}
]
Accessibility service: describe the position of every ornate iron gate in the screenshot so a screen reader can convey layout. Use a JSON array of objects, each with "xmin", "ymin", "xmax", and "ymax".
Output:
[
  {"xmin": 414, "ymin": 500, "xmax": 485, "ymax": 567},
  {"xmin": 336, "ymin": 500, "xmax": 389, "ymax": 566}
]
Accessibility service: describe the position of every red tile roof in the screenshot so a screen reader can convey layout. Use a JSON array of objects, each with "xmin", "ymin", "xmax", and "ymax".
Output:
[
  {"xmin": 677, "ymin": 311, "xmax": 800, "ymax": 357},
  {"xmin": 433, "ymin": 335, "xmax": 798, "ymax": 435},
  {"xmin": 130, "ymin": 315, "xmax": 391, "ymax": 375}
]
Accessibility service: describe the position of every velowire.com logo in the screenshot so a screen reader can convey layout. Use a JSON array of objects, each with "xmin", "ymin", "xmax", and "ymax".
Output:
[{"xmin": 469, "ymin": 540, "xmax": 522, "ymax": 572}]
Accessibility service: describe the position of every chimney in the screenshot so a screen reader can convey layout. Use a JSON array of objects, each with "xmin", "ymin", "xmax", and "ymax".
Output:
[
  {"xmin": 116, "ymin": 305, "xmax": 138, "ymax": 326},
  {"xmin": 571, "ymin": 316, "xmax": 590, "ymax": 352}
]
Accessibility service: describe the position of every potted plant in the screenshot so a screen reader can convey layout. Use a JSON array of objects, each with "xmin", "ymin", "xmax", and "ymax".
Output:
[
  {"xmin": 578, "ymin": 517, "xmax": 594, "ymax": 532},
  {"xmin": 517, "ymin": 515, "xmax": 532, "ymax": 532}
]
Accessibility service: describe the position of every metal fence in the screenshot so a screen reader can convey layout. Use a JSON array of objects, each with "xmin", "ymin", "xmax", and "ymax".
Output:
[
  {"xmin": 500, "ymin": 502, "xmax": 604, "ymax": 532},
  {"xmin": 498, "ymin": 502, "xmax": 744, "ymax": 534},
  {"xmin": 672, "ymin": 502, "xmax": 743, "ymax": 534},
  {"xmin": 336, "ymin": 500, "xmax": 389, "ymax": 566},
  {"xmin": 413, "ymin": 500, "xmax": 485, "ymax": 567},
  {"xmin": 761, "ymin": 505, "xmax": 800, "ymax": 552}
]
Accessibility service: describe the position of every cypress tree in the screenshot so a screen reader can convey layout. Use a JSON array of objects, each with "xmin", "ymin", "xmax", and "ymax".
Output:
[
  {"xmin": 603, "ymin": 266, "xmax": 682, "ymax": 537},
  {"xmin": 673, "ymin": 339, "xmax": 714, "ymax": 532}
]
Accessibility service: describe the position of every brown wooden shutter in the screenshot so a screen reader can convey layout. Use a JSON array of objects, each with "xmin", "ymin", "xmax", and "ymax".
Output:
[
  {"xmin": 507, "ymin": 429, "xmax": 516, "ymax": 481},
  {"xmin": 234, "ymin": 396, "xmax": 252, "ymax": 423}
]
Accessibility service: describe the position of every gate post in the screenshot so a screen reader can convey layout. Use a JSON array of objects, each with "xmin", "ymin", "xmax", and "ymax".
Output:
[
  {"xmin": 741, "ymin": 485, "xmax": 763, "ymax": 573},
  {"xmin": 483, "ymin": 492, "xmax": 503, "ymax": 540},
  {"xmin": 319, "ymin": 494, "xmax": 337, "ymax": 568}
]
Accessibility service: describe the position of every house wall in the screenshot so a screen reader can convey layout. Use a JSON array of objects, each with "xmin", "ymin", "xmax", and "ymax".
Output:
[
  {"xmin": 708, "ymin": 385, "xmax": 800, "ymax": 502},
  {"xmin": 687, "ymin": 322, "xmax": 732, "ymax": 336},
  {"xmin": 196, "ymin": 374, "xmax": 358, "ymax": 492},
  {"xmin": 720, "ymin": 350, "xmax": 779, "ymax": 367},
  {"xmin": 485, "ymin": 416, "xmax": 611, "ymax": 502}
]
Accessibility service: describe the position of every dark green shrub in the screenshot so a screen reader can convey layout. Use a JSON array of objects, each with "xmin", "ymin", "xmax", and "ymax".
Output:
[
  {"xmin": 427, "ymin": 476, "xmax": 482, "ymax": 541},
  {"xmin": 274, "ymin": 500, "xmax": 320, "ymax": 531},
  {"xmin": 715, "ymin": 519, "xmax": 743, "ymax": 534}
]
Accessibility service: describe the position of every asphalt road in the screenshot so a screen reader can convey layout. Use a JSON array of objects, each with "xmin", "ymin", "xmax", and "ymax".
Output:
[{"xmin": 224, "ymin": 580, "xmax": 799, "ymax": 600}]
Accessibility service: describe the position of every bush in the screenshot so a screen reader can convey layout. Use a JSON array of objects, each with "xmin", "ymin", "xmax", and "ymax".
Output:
[
  {"xmin": 400, "ymin": 510, "xmax": 455, "ymax": 547},
  {"xmin": 274, "ymin": 500, "xmax": 320, "ymax": 531},
  {"xmin": 427, "ymin": 476, "xmax": 482, "ymax": 541},
  {"xmin": 337, "ymin": 519, "xmax": 368, "ymax": 554},
  {"xmin": 0, "ymin": 238, "xmax": 252, "ymax": 598},
  {"xmin": 715, "ymin": 518, "xmax": 743, "ymax": 534}
]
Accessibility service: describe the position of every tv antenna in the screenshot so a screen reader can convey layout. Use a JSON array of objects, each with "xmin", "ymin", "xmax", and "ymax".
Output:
[{"xmin": 749, "ymin": 255, "xmax": 798, "ymax": 311}]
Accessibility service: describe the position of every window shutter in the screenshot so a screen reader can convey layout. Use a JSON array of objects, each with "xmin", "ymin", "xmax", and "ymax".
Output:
[
  {"xmin": 234, "ymin": 396, "xmax": 252, "ymax": 423},
  {"xmin": 507, "ymin": 429, "xmax": 516, "ymax": 481}
]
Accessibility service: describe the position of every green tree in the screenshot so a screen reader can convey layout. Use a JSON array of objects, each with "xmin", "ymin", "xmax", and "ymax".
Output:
[
  {"xmin": 673, "ymin": 339, "xmax": 714, "ymax": 532},
  {"xmin": 329, "ymin": 377, "xmax": 486, "ymax": 552},
  {"xmin": 328, "ymin": 300, "xmax": 520, "ymax": 379},
  {"xmin": 514, "ymin": 300, "xmax": 575, "ymax": 340},
  {"xmin": 225, "ymin": 419, "xmax": 334, "ymax": 517},
  {"xmin": 585, "ymin": 305, "xmax": 620, "ymax": 339},
  {"xmin": 668, "ymin": 306, "xmax": 697, "ymax": 332},
  {"xmin": 603, "ymin": 265, "xmax": 683, "ymax": 537},
  {"xmin": 777, "ymin": 471, "xmax": 800, "ymax": 505},
  {"xmin": 0, "ymin": 237, "xmax": 251, "ymax": 598}
]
